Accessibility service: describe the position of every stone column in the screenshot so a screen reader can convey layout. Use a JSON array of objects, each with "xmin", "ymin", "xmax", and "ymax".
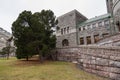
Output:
[{"xmin": 84, "ymin": 37, "xmax": 87, "ymax": 45}]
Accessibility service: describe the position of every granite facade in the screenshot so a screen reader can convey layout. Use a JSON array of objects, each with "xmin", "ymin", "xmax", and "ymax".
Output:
[
  {"xmin": 56, "ymin": 10, "xmax": 87, "ymax": 48},
  {"xmin": 56, "ymin": 10, "xmax": 113, "ymax": 48},
  {"xmin": 77, "ymin": 14, "xmax": 112, "ymax": 45}
]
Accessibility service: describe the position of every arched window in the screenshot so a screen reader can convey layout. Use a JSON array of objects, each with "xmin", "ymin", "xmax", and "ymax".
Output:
[{"xmin": 62, "ymin": 39, "xmax": 69, "ymax": 46}]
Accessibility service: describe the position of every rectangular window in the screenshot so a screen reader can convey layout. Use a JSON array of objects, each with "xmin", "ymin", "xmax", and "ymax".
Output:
[
  {"xmin": 98, "ymin": 22, "xmax": 102, "ymax": 27},
  {"xmin": 87, "ymin": 25, "xmax": 91, "ymax": 29},
  {"xmin": 61, "ymin": 29, "xmax": 63, "ymax": 35},
  {"xmin": 86, "ymin": 36, "xmax": 91, "ymax": 44},
  {"xmin": 64, "ymin": 28, "xmax": 66, "ymax": 34},
  {"xmin": 92, "ymin": 24, "xmax": 96, "ymax": 28},
  {"xmin": 83, "ymin": 27, "xmax": 85, "ymax": 30},
  {"xmin": 80, "ymin": 37, "xmax": 84, "ymax": 45},
  {"xmin": 103, "ymin": 33, "xmax": 109, "ymax": 37},
  {"xmin": 104, "ymin": 20, "xmax": 109, "ymax": 26},
  {"xmin": 79, "ymin": 28, "xmax": 81, "ymax": 31},
  {"xmin": 67, "ymin": 27, "xmax": 69, "ymax": 33},
  {"xmin": 94, "ymin": 34, "xmax": 99, "ymax": 43}
]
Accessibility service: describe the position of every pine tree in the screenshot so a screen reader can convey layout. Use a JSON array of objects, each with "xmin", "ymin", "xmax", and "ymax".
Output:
[{"xmin": 12, "ymin": 10, "xmax": 57, "ymax": 61}]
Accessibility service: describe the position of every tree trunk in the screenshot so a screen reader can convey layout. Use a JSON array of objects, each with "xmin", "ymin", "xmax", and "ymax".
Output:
[
  {"xmin": 7, "ymin": 53, "xmax": 9, "ymax": 60},
  {"xmin": 26, "ymin": 56, "xmax": 29, "ymax": 61},
  {"xmin": 40, "ymin": 55, "xmax": 44, "ymax": 63},
  {"xmin": 38, "ymin": 48, "xmax": 44, "ymax": 63}
]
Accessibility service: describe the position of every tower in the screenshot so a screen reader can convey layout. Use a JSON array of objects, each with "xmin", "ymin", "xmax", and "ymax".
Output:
[
  {"xmin": 56, "ymin": 10, "xmax": 87, "ymax": 48},
  {"xmin": 106, "ymin": 0, "xmax": 113, "ymax": 13}
]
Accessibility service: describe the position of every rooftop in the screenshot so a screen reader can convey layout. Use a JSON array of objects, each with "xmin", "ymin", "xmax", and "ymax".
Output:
[
  {"xmin": 57, "ymin": 9, "xmax": 88, "ymax": 20},
  {"xmin": 78, "ymin": 13, "xmax": 111, "ymax": 27}
]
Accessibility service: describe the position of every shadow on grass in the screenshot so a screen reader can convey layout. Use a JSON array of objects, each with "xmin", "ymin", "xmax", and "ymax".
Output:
[{"xmin": 12, "ymin": 58, "xmax": 69, "ymax": 67}]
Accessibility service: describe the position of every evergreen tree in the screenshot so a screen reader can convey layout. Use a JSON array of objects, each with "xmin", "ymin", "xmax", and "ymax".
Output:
[{"xmin": 12, "ymin": 10, "xmax": 57, "ymax": 61}]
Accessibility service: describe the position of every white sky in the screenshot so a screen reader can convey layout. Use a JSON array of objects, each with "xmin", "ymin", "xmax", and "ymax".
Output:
[{"xmin": 0, "ymin": 0, "xmax": 107, "ymax": 33}]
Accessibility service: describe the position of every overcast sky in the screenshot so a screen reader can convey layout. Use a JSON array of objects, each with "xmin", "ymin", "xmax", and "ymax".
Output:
[{"xmin": 0, "ymin": 0, "xmax": 107, "ymax": 33}]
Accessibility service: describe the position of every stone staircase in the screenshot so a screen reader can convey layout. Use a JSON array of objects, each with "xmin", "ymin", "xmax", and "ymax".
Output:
[{"xmin": 97, "ymin": 33, "xmax": 120, "ymax": 46}]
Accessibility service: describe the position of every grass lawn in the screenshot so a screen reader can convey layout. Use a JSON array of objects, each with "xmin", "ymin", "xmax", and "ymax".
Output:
[{"xmin": 0, "ymin": 57, "xmax": 108, "ymax": 80}]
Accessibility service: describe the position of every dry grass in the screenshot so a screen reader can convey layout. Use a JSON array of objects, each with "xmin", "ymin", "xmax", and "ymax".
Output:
[{"xmin": 0, "ymin": 57, "xmax": 108, "ymax": 80}]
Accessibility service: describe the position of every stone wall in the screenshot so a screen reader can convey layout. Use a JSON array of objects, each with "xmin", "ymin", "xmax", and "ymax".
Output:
[
  {"xmin": 56, "ymin": 45, "xmax": 120, "ymax": 80},
  {"xmin": 97, "ymin": 33, "xmax": 120, "ymax": 46}
]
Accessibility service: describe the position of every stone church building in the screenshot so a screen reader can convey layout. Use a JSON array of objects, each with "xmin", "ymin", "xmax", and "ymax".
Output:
[
  {"xmin": 56, "ymin": 0, "xmax": 120, "ymax": 48},
  {"xmin": 56, "ymin": 1, "xmax": 120, "ymax": 79}
]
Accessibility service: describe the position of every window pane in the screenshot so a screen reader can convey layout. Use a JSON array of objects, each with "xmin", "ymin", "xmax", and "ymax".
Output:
[
  {"xmin": 62, "ymin": 39, "xmax": 69, "ymax": 46},
  {"xmin": 98, "ymin": 22, "xmax": 102, "ymax": 27},
  {"xmin": 87, "ymin": 36, "xmax": 91, "ymax": 44},
  {"xmin": 92, "ymin": 24, "xmax": 96, "ymax": 28},
  {"xmin": 104, "ymin": 20, "xmax": 109, "ymax": 26},
  {"xmin": 79, "ymin": 28, "xmax": 81, "ymax": 31},
  {"xmin": 87, "ymin": 25, "xmax": 91, "ymax": 29},
  {"xmin": 67, "ymin": 27, "xmax": 69, "ymax": 33},
  {"xmin": 83, "ymin": 27, "xmax": 85, "ymax": 30},
  {"xmin": 103, "ymin": 33, "xmax": 109, "ymax": 37},
  {"xmin": 61, "ymin": 29, "xmax": 63, "ymax": 35},
  {"xmin": 80, "ymin": 37, "xmax": 84, "ymax": 45},
  {"xmin": 94, "ymin": 35, "xmax": 99, "ymax": 43}
]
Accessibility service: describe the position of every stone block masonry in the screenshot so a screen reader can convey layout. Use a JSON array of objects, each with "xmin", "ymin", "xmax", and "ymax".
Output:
[{"xmin": 56, "ymin": 46, "xmax": 120, "ymax": 80}]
